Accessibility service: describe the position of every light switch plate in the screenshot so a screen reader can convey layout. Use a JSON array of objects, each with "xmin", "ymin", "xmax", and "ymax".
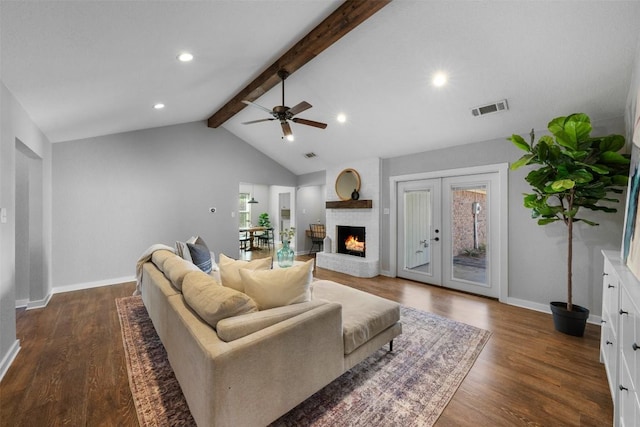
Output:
[{"xmin": 0, "ymin": 208, "xmax": 7, "ymax": 224}]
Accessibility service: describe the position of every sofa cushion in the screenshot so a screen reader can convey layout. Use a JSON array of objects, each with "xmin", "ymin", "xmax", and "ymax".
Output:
[
  {"xmin": 151, "ymin": 249, "xmax": 176, "ymax": 272},
  {"xmin": 182, "ymin": 271, "xmax": 258, "ymax": 328},
  {"xmin": 240, "ymin": 260, "xmax": 314, "ymax": 310},
  {"xmin": 312, "ymin": 280, "xmax": 400, "ymax": 355},
  {"xmin": 216, "ymin": 300, "xmax": 327, "ymax": 342},
  {"xmin": 218, "ymin": 254, "xmax": 272, "ymax": 292},
  {"xmin": 162, "ymin": 255, "xmax": 202, "ymax": 291}
]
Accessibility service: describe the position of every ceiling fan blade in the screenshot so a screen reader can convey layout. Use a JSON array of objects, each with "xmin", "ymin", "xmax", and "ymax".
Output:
[
  {"xmin": 242, "ymin": 100, "xmax": 274, "ymax": 115},
  {"xmin": 288, "ymin": 101, "xmax": 312, "ymax": 116},
  {"xmin": 281, "ymin": 121, "xmax": 293, "ymax": 138},
  {"xmin": 242, "ymin": 118, "xmax": 276, "ymax": 125},
  {"xmin": 292, "ymin": 117, "xmax": 328, "ymax": 129}
]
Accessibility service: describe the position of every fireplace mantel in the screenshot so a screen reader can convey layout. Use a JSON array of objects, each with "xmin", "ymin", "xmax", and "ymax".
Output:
[{"xmin": 325, "ymin": 200, "xmax": 372, "ymax": 209}]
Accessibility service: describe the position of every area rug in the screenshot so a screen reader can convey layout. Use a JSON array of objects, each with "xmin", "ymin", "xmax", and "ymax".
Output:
[{"xmin": 116, "ymin": 295, "xmax": 491, "ymax": 427}]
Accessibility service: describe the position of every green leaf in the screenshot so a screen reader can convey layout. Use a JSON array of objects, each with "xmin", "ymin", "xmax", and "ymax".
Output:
[
  {"xmin": 599, "ymin": 134, "xmax": 626, "ymax": 153},
  {"xmin": 564, "ymin": 150, "xmax": 588, "ymax": 161},
  {"xmin": 536, "ymin": 140, "xmax": 549, "ymax": 162},
  {"xmin": 510, "ymin": 154, "xmax": 535, "ymax": 170},
  {"xmin": 568, "ymin": 169, "xmax": 593, "ymax": 184},
  {"xmin": 612, "ymin": 175, "xmax": 629, "ymax": 186},
  {"xmin": 550, "ymin": 179, "xmax": 575, "ymax": 192},
  {"xmin": 577, "ymin": 162, "xmax": 609, "ymax": 175},
  {"xmin": 509, "ymin": 134, "xmax": 530, "ymax": 152},
  {"xmin": 548, "ymin": 114, "xmax": 592, "ymax": 150},
  {"xmin": 547, "ymin": 116, "xmax": 567, "ymax": 136},
  {"xmin": 601, "ymin": 151, "xmax": 631, "ymax": 165},
  {"xmin": 538, "ymin": 218, "xmax": 560, "ymax": 225},
  {"xmin": 575, "ymin": 218, "xmax": 599, "ymax": 226}
]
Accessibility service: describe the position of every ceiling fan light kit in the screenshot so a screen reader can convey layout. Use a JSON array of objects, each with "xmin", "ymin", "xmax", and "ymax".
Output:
[{"xmin": 242, "ymin": 70, "xmax": 327, "ymax": 140}]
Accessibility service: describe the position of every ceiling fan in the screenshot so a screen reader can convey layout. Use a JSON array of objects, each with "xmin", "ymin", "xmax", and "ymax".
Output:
[{"xmin": 241, "ymin": 70, "xmax": 327, "ymax": 141}]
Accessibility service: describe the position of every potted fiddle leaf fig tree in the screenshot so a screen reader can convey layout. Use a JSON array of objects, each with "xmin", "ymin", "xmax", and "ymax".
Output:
[{"xmin": 509, "ymin": 113, "xmax": 630, "ymax": 336}]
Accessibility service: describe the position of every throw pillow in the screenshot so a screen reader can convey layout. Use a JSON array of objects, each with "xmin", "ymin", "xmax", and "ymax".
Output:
[
  {"xmin": 240, "ymin": 260, "xmax": 314, "ymax": 310},
  {"xmin": 175, "ymin": 236, "xmax": 198, "ymax": 263},
  {"xmin": 182, "ymin": 271, "xmax": 258, "ymax": 328},
  {"xmin": 218, "ymin": 254, "xmax": 272, "ymax": 292},
  {"xmin": 187, "ymin": 239, "xmax": 213, "ymax": 273}
]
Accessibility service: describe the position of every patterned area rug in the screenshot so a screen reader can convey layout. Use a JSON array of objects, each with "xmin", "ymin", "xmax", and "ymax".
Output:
[{"xmin": 116, "ymin": 295, "xmax": 491, "ymax": 427}]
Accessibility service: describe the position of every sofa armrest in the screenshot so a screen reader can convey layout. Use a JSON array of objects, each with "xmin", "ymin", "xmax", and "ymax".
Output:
[
  {"xmin": 216, "ymin": 300, "xmax": 328, "ymax": 342},
  {"xmin": 165, "ymin": 295, "xmax": 344, "ymax": 427}
]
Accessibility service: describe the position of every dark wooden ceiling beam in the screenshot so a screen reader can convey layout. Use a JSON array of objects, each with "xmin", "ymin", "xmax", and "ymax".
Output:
[{"xmin": 207, "ymin": 0, "xmax": 392, "ymax": 128}]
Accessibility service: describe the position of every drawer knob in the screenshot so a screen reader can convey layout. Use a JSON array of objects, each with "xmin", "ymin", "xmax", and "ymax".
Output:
[
  {"xmin": 620, "ymin": 385, "xmax": 629, "ymax": 391},
  {"xmin": 601, "ymin": 319, "xmax": 607, "ymax": 324},
  {"xmin": 603, "ymin": 272, "xmax": 609, "ymax": 276},
  {"xmin": 608, "ymin": 284, "xmax": 615, "ymax": 289},
  {"xmin": 633, "ymin": 343, "xmax": 639, "ymax": 351},
  {"xmin": 620, "ymin": 309, "xmax": 629, "ymax": 315},
  {"xmin": 607, "ymin": 340, "xmax": 613, "ymax": 346}
]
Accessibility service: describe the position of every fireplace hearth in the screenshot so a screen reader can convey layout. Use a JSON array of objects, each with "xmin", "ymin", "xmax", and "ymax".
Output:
[{"xmin": 337, "ymin": 226, "xmax": 366, "ymax": 257}]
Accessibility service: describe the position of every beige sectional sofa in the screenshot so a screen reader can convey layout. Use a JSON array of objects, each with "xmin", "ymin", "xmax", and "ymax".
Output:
[{"xmin": 140, "ymin": 249, "xmax": 402, "ymax": 427}]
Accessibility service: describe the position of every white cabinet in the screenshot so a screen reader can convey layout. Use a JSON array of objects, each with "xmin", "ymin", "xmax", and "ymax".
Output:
[{"xmin": 601, "ymin": 250, "xmax": 640, "ymax": 427}]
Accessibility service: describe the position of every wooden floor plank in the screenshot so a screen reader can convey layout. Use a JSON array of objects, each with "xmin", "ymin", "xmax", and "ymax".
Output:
[{"xmin": 0, "ymin": 252, "xmax": 613, "ymax": 426}]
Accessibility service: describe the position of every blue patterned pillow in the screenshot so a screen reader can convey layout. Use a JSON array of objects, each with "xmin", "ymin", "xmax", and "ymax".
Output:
[{"xmin": 187, "ymin": 241, "xmax": 213, "ymax": 274}]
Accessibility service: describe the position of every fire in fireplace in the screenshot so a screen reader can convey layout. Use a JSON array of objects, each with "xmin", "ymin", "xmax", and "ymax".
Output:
[{"xmin": 337, "ymin": 226, "xmax": 366, "ymax": 257}]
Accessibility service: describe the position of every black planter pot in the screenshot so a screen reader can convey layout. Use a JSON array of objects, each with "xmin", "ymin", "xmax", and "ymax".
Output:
[{"xmin": 550, "ymin": 302, "xmax": 589, "ymax": 337}]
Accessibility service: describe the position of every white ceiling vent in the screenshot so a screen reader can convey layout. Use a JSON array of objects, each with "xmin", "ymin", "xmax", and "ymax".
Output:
[{"xmin": 471, "ymin": 99, "xmax": 509, "ymax": 117}]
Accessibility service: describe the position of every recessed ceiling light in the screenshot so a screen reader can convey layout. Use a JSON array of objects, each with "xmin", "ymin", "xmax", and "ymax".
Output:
[
  {"xmin": 177, "ymin": 52, "xmax": 193, "ymax": 62},
  {"xmin": 153, "ymin": 103, "xmax": 165, "ymax": 110},
  {"xmin": 337, "ymin": 113, "xmax": 347, "ymax": 123},
  {"xmin": 432, "ymin": 72, "xmax": 447, "ymax": 87}
]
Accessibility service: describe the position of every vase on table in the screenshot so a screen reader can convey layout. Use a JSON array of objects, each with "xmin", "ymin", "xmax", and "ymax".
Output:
[{"xmin": 277, "ymin": 240, "xmax": 295, "ymax": 268}]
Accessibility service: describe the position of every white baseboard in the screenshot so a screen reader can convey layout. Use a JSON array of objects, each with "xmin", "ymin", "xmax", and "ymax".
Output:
[
  {"xmin": 0, "ymin": 339, "xmax": 20, "ymax": 382},
  {"xmin": 52, "ymin": 275, "xmax": 136, "ymax": 295},
  {"xmin": 15, "ymin": 299, "xmax": 29, "ymax": 309},
  {"xmin": 506, "ymin": 297, "xmax": 602, "ymax": 325},
  {"xmin": 27, "ymin": 293, "xmax": 52, "ymax": 310}
]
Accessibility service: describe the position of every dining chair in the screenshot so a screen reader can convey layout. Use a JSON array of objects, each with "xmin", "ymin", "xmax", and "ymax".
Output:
[
  {"xmin": 309, "ymin": 224, "xmax": 325, "ymax": 254},
  {"xmin": 239, "ymin": 230, "xmax": 250, "ymax": 251},
  {"xmin": 258, "ymin": 228, "xmax": 274, "ymax": 251}
]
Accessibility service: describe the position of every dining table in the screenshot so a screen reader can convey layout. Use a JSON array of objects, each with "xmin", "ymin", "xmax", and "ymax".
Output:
[{"xmin": 239, "ymin": 226, "xmax": 267, "ymax": 251}]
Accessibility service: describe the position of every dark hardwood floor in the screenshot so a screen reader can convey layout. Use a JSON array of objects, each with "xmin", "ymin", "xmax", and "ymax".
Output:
[{"xmin": 1, "ymin": 250, "xmax": 613, "ymax": 426}]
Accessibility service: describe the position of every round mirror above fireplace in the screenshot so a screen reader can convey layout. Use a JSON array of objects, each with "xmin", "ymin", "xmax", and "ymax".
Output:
[{"xmin": 335, "ymin": 168, "xmax": 361, "ymax": 201}]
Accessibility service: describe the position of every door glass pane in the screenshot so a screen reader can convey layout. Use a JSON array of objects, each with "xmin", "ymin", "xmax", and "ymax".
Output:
[
  {"xmin": 450, "ymin": 185, "xmax": 487, "ymax": 284},
  {"xmin": 403, "ymin": 189, "xmax": 431, "ymax": 274}
]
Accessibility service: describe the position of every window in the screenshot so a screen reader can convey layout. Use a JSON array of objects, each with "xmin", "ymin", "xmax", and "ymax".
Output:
[{"xmin": 239, "ymin": 193, "xmax": 251, "ymax": 228}]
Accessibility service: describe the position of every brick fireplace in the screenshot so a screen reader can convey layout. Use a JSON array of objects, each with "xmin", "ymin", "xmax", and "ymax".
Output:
[{"xmin": 316, "ymin": 158, "xmax": 380, "ymax": 278}]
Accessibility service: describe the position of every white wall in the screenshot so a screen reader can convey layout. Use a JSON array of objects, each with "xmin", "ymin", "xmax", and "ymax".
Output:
[
  {"xmin": 0, "ymin": 82, "xmax": 52, "ymax": 380},
  {"xmin": 381, "ymin": 117, "xmax": 628, "ymax": 316},
  {"xmin": 52, "ymin": 121, "xmax": 296, "ymax": 289}
]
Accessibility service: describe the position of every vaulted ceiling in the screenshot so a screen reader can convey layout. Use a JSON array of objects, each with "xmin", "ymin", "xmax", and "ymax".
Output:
[{"xmin": 2, "ymin": 1, "xmax": 640, "ymax": 175}]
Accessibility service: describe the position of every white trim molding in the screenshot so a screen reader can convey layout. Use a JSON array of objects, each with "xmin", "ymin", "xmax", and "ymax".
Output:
[
  {"xmin": 389, "ymin": 163, "xmax": 509, "ymax": 303},
  {"xmin": 0, "ymin": 340, "xmax": 20, "ymax": 382}
]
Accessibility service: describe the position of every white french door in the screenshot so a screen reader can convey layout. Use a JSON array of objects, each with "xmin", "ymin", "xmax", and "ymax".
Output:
[
  {"xmin": 397, "ymin": 171, "xmax": 503, "ymax": 299},
  {"xmin": 397, "ymin": 179, "xmax": 441, "ymax": 284}
]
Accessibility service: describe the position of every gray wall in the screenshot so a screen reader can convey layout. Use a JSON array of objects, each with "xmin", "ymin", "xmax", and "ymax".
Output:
[
  {"xmin": 52, "ymin": 121, "xmax": 296, "ymax": 288},
  {"xmin": 0, "ymin": 82, "xmax": 52, "ymax": 380},
  {"xmin": 295, "ymin": 171, "xmax": 326, "ymax": 253},
  {"xmin": 381, "ymin": 116, "xmax": 628, "ymax": 316}
]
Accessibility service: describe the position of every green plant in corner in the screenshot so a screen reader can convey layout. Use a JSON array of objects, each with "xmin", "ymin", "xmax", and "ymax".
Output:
[
  {"xmin": 258, "ymin": 213, "xmax": 271, "ymax": 228},
  {"xmin": 509, "ymin": 113, "xmax": 630, "ymax": 320}
]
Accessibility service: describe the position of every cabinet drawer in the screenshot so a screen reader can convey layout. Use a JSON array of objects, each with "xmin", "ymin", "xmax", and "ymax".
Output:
[
  {"xmin": 601, "ymin": 319, "xmax": 617, "ymax": 398},
  {"xmin": 619, "ymin": 358, "xmax": 639, "ymax": 427},
  {"xmin": 621, "ymin": 286, "xmax": 639, "ymax": 389}
]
